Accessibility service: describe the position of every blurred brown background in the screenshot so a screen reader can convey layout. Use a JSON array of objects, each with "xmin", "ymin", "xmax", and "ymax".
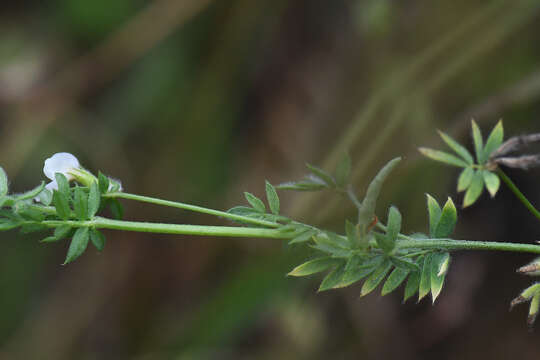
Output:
[{"xmin": 1, "ymin": 0, "xmax": 540, "ymax": 359}]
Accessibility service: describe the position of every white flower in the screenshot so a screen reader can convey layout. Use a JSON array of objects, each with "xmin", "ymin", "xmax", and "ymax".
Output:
[{"xmin": 43, "ymin": 152, "xmax": 81, "ymax": 191}]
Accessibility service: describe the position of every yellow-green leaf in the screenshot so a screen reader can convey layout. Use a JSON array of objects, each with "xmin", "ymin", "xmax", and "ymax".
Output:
[
  {"xmin": 457, "ymin": 167, "xmax": 474, "ymax": 192},
  {"xmin": 483, "ymin": 120, "xmax": 504, "ymax": 160},
  {"xmin": 419, "ymin": 148, "xmax": 469, "ymax": 168},
  {"xmin": 482, "ymin": 170, "xmax": 500, "ymax": 198},
  {"xmin": 463, "ymin": 170, "xmax": 484, "ymax": 207},
  {"xmin": 438, "ymin": 130, "xmax": 474, "ymax": 164}
]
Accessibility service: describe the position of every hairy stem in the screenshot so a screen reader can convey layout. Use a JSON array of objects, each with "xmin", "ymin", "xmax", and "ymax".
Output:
[
  {"xmin": 42, "ymin": 217, "xmax": 289, "ymax": 239},
  {"xmin": 497, "ymin": 168, "xmax": 540, "ymax": 222},
  {"xmin": 104, "ymin": 192, "xmax": 279, "ymax": 228},
  {"xmin": 397, "ymin": 237, "xmax": 540, "ymax": 254}
]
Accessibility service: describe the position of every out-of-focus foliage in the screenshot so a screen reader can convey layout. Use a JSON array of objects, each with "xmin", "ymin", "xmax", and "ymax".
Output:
[{"xmin": 2, "ymin": 0, "xmax": 540, "ymax": 359}]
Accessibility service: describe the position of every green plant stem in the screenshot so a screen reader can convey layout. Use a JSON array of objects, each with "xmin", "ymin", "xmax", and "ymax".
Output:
[
  {"xmin": 42, "ymin": 217, "xmax": 290, "ymax": 239},
  {"xmin": 397, "ymin": 238, "xmax": 540, "ymax": 255},
  {"xmin": 104, "ymin": 192, "xmax": 279, "ymax": 228},
  {"xmin": 376, "ymin": 221, "xmax": 540, "ymax": 254},
  {"xmin": 497, "ymin": 168, "xmax": 540, "ymax": 222},
  {"xmin": 37, "ymin": 217, "xmax": 540, "ymax": 254}
]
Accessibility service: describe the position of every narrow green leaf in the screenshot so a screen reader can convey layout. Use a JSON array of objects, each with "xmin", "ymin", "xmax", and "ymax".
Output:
[
  {"xmin": 55, "ymin": 225, "xmax": 72, "ymax": 240},
  {"xmin": 88, "ymin": 181, "xmax": 101, "ymax": 218},
  {"xmin": 434, "ymin": 197, "xmax": 457, "ymax": 238},
  {"xmin": 98, "ymin": 172, "xmax": 110, "ymax": 194},
  {"xmin": 275, "ymin": 178, "xmax": 327, "ymax": 191},
  {"xmin": 90, "ymin": 228, "xmax": 106, "ymax": 251},
  {"xmin": 73, "ymin": 187, "xmax": 88, "ymax": 220},
  {"xmin": 382, "ymin": 267, "xmax": 410, "ymax": 296},
  {"xmin": 40, "ymin": 225, "xmax": 72, "ymax": 243},
  {"xmin": 325, "ymin": 231, "xmax": 350, "ymax": 249},
  {"xmin": 37, "ymin": 189, "xmax": 53, "ymax": 206},
  {"xmin": 418, "ymin": 253, "xmax": 433, "ymax": 301},
  {"xmin": 335, "ymin": 153, "xmax": 352, "ymax": 187},
  {"xmin": 306, "ymin": 164, "xmax": 336, "ymax": 187},
  {"xmin": 390, "ymin": 256, "xmax": 420, "ymax": 272},
  {"xmin": 345, "ymin": 220, "xmax": 359, "ymax": 247},
  {"xmin": 55, "ymin": 173, "xmax": 70, "ymax": 198},
  {"xmin": 227, "ymin": 206, "xmax": 261, "ymax": 217},
  {"xmin": 471, "ymin": 120, "xmax": 485, "ymax": 164},
  {"xmin": 265, "ymin": 181, "xmax": 280, "ymax": 215},
  {"xmin": 426, "ymin": 194, "xmax": 441, "ymax": 238},
  {"xmin": 482, "ymin": 170, "xmax": 500, "ymax": 198},
  {"xmin": 483, "ymin": 120, "xmax": 504, "ymax": 160},
  {"xmin": 431, "ymin": 252, "xmax": 450, "ymax": 303},
  {"xmin": 318, "ymin": 263, "xmax": 346, "ymax": 291},
  {"xmin": 381, "ymin": 206, "xmax": 401, "ymax": 253},
  {"xmin": 358, "ymin": 157, "xmax": 401, "ymax": 230},
  {"xmin": 339, "ymin": 255, "xmax": 383, "ymax": 287},
  {"xmin": 109, "ymin": 199, "xmax": 124, "ymax": 219},
  {"xmin": 438, "ymin": 130, "xmax": 474, "ymax": 164},
  {"xmin": 419, "ymin": 148, "xmax": 468, "ymax": 168},
  {"xmin": 52, "ymin": 191, "xmax": 71, "ymax": 220},
  {"xmin": 360, "ymin": 259, "xmax": 392, "ymax": 297},
  {"xmin": 312, "ymin": 233, "xmax": 350, "ymax": 257},
  {"xmin": 404, "ymin": 267, "xmax": 421, "ymax": 302},
  {"xmin": 288, "ymin": 229, "xmax": 317, "ymax": 244},
  {"xmin": 14, "ymin": 182, "xmax": 46, "ymax": 201},
  {"xmin": 244, "ymin": 192, "xmax": 266, "ymax": 213},
  {"xmin": 436, "ymin": 252, "xmax": 451, "ymax": 277},
  {"xmin": 0, "ymin": 167, "xmax": 8, "ymax": 196},
  {"xmin": 457, "ymin": 166, "xmax": 474, "ymax": 192},
  {"xmin": 15, "ymin": 203, "xmax": 45, "ymax": 222},
  {"xmin": 0, "ymin": 219, "xmax": 21, "ymax": 231},
  {"xmin": 463, "ymin": 170, "xmax": 484, "ymax": 207},
  {"xmin": 288, "ymin": 257, "xmax": 340, "ymax": 277},
  {"xmin": 63, "ymin": 227, "xmax": 89, "ymax": 264}
]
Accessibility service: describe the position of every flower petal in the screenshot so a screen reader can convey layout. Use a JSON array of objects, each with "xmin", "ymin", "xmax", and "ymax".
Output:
[{"xmin": 43, "ymin": 153, "xmax": 80, "ymax": 180}]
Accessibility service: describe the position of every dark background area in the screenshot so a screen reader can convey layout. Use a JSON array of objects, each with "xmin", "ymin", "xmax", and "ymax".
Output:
[{"xmin": 1, "ymin": 0, "xmax": 540, "ymax": 359}]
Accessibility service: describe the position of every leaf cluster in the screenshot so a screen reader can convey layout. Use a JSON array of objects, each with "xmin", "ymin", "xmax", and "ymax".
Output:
[
  {"xmin": 419, "ymin": 120, "xmax": 503, "ymax": 207},
  {"xmin": 0, "ymin": 169, "xmax": 119, "ymax": 265},
  {"xmin": 281, "ymin": 159, "xmax": 456, "ymax": 303}
]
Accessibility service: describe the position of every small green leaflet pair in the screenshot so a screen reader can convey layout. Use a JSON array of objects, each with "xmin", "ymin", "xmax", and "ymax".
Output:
[
  {"xmin": 419, "ymin": 120, "xmax": 503, "ymax": 207},
  {"xmin": 43, "ymin": 172, "xmax": 124, "ymax": 264}
]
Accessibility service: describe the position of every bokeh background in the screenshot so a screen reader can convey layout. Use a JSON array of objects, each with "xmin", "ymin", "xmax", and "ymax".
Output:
[{"xmin": 2, "ymin": 0, "xmax": 540, "ymax": 359}]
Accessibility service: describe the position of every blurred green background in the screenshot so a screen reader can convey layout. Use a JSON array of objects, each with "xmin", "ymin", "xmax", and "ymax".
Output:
[{"xmin": 2, "ymin": 0, "xmax": 540, "ymax": 359}]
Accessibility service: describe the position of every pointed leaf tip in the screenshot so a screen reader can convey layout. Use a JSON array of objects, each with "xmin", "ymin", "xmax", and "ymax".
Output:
[
  {"xmin": 419, "ymin": 148, "xmax": 469, "ymax": 168},
  {"xmin": 434, "ymin": 197, "xmax": 457, "ymax": 238},
  {"xmin": 265, "ymin": 181, "xmax": 280, "ymax": 215},
  {"xmin": 358, "ymin": 157, "xmax": 401, "ymax": 229},
  {"xmin": 244, "ymin": 192, "xmax": 266, "ymax": 213},
  {"xmin": 482, "ymin": 170, "xmax": 500, "ymax": 198},
  {"xmin": 471, "ymin": 119, "xmax": 485, "ymax": 164},
  {"xmin": 437, "ymin": 130, "xmax": 474, "ymax": 164},
  {"xmin": 484, "ymin": 120, "xmax": 504, "ymax": 161},
  {"xmin": 463, "ymin": 170, "xmax": 484, "ymax": 207},
  {"xmin": 426, "ymin": 194, "xmax": 441, "ymax": 238}
]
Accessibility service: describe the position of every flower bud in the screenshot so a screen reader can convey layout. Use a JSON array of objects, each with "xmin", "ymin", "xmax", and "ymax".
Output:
[
  {"xmin": 517, "ymin": 257, "xmax": 540, "ymax": 276},
  {"xmin": 510, "ymin": 283, "xmax": 540, "ymax": 311}
]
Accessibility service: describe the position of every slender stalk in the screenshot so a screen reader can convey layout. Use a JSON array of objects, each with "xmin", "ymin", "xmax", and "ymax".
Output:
[
  {"xmin": 42, "ymin": 217, "xmax": 290, "ymax": 239},
  {"xmin": 104, "ymin": 192, "xmax": 279, "ymax": 228},
  {"xmin": 497, "ymin": 168, "xmax": 540, "ymax": 222},
  {"xmin": 397, "ymin": 238, "xmax": 540, "ymax": 255}
]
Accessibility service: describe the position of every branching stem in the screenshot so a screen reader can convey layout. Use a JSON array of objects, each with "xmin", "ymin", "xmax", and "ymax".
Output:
[{"xmin": 104, "ymin": 192, "xmax": 279, "ymax": 228}]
